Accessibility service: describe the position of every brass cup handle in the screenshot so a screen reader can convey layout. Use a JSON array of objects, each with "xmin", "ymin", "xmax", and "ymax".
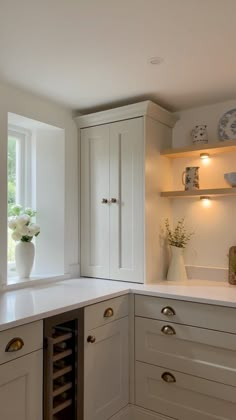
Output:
[
  {"xmin": 161, "ymin": 325, "xmax": 176, "ymax": 335},
  {"xmin": 87, "ymin": 335, "xmax": 96, "ymax": 344},
  {"xmin": 109, "ymin": 198, "xmax": 118, "ymax": 203},
  {"xmin": 101, "ymin": 198, "xmax": 108, "ymax": 204},
  {"xmin": 161, "ymin": 306, "xmax": 176, "ymax": 316},
  {"xmin": 104, "ymin": 307, "xmax": 114, "ymax": 318},
  {"xmin": 161, "ymin": 372, "xmax": 176, "ymax": 383},
  {"xmin": 5, "ymin": 337, "xmax": 24, "ymax": 352}
]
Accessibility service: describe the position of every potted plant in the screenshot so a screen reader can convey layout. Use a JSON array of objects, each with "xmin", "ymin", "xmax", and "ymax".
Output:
[
  {"xmin": 8, "ymin": 205, "xmax": 40, "ymax": 278},
  {"xmin": 165, "ymin": 218, "xmax": 193, "ymax": 281}
]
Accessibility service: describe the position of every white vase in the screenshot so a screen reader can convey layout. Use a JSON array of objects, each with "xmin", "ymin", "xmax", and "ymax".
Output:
[
  {"xmin": 167, "ymin": 246, "xmax": 187, "ymax": 281},
  {"xmin": 15, "ymin": 241, "xmax": 35, "ymax": 279}
]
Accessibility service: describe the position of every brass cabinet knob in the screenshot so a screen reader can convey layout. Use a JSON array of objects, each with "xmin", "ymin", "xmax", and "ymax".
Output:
[
  {"xmin": 104, "ymin": 307, "xmax": 114, "ymax": 318},
  {"xmin": 110, "ymin": 198, "xmax": 117, "ymax": 203},
  {"xmin": 161, "ymin": 325, "xmax": 176, "ymax": 335},
  {"xmin": 161, "ymin": 372, "xmax": 176, "ymax": 383},
  {"xmin": 161, "ymin": 306, "xmax": 176, "ymax": 316},
  {"xmin": 101, "ymin": 198, "xmax": 108, "ymax": 204},
  {"xmin": 5, "ymin": 337, "xmax": 24, "ymax": 352},
  {"xmin": 87, "ymin": 335, "xmax": 96, "ymax": 344}
]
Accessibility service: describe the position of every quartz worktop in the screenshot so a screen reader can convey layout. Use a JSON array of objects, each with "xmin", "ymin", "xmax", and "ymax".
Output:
[{"xmin": 1, "ymin": 277, "xmax": 236, "ymax": 332}]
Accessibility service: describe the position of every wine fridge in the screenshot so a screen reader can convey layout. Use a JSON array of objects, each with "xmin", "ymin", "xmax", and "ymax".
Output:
[{"xmin": 43, "ymin": 308, "xmax": 84, "ymax": 420}]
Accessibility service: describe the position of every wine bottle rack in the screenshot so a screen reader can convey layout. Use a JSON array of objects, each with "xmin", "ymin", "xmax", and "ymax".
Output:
[{"xmin": 44, "ymin": 309, "xmax": 84, "ymax": 420}]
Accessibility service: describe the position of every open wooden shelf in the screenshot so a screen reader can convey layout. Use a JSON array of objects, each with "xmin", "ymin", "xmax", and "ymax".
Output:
[
  {"xmin": 161, "ymin": 139, "xmax": 236, "ymax": 159},
  {"xmin": 160, "ymin": 187, "xmax": 236, "ymax": 198}
]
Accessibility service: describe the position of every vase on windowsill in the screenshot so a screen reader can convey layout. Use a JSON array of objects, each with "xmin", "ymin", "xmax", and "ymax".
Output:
[
  {"xmin": 15, "ymin": 241, "xmax": 35, "ymax": 279},
  {"xmin": 8, "ymin": 205, "xmax": 40, "ymax": 280}
]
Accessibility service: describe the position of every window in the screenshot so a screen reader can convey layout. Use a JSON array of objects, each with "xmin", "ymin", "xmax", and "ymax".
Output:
[
  {"xmin": 8, "ymin": 128, "xmax": 32, "ymax": 276},
  {"xmin": 7, "ymin": 113, "xmax": 65, "ymax": 284}
]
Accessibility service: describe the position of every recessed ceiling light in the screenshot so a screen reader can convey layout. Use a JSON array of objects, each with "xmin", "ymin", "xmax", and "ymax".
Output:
[{"xmin": 148, "ymin": 57, "xmax": 164, "ymax": 65}]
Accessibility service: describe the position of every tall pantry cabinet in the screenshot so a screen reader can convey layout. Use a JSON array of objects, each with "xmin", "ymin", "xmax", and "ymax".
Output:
[{"xmin": 75, "ymin": 101, "xmax": 175, "ymax": 284}]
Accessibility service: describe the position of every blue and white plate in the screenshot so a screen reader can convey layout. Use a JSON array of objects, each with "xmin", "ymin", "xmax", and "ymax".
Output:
[{"xmin": 218, "ymin": 108, "xmax": 236, "ymax": 141}]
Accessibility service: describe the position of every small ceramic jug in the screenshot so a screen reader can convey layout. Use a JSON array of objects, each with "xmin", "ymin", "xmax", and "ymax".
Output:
[
  {"xmin": 191, "ymin": 125, "xmax": 208, "ymax": 145},
  {"xmin": 182, "ymin": 167, "xmax": 200, "ymax": 191}
]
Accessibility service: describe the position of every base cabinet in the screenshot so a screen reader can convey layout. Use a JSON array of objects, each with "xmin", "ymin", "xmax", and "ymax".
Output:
[
  {"xmin": 0, "ymin": 350, "xmax": 43, "ymax": 420},
  {"xmin": 135, "ymin": 295, "xmax": 236, "ymax": 420},
  {"xmin": 84, "ymin": 317, "xmax": 129, "ymax": 420}
]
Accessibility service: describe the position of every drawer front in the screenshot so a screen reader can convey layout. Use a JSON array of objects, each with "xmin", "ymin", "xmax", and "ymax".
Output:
[
  {"xmin": 85, "ymin": 295, "xmax": 129, "ymax": 331},
  {"xmin": 135, "ymin": 317, "xmax": 236, "ymax": 386},
  {"xmin": 136, "ymin": 361, "xmax": 236, "ymax": 420},
  {"xmin": 0, "ymin": 321, "xmax": 43, "ymax": 365},
  {"xmin": 135, "ymin": 295, "xmax": 236, "ymax": 333}
]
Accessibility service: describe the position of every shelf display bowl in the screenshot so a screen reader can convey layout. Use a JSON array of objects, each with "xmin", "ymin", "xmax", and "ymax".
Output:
[{"xmin": 224, "ymin": 172, "xmax": 236, "ymax": 187}]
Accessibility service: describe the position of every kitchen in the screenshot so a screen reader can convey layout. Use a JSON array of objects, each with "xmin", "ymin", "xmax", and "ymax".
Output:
[{"xmin": 0, "ymin": 1, "xmax": 236, "ymax": 419}]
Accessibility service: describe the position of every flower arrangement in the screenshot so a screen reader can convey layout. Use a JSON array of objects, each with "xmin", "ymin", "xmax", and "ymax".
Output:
[
  {"xmin": 165, "ymin": 218, "xmax": 193, "ymax": 248},
  {"xmin": 8, "ymin": 205, "xmax": 40, "ymax": 242}
]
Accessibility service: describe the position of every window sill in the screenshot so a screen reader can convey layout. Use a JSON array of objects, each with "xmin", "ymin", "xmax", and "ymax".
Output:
[{"xmin": 2, "ymin": 273, "xmax": 70, "ymax": 291}]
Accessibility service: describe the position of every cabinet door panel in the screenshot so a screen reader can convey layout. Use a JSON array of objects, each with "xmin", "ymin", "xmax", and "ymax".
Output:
[
  {"xmin": 84, "ymin": 317, "xmax": 129, "ymax": 420},
  {"xmin": 0, "ymin": 350, "xmax": 42, "ymax": 420},
  {"xmin": 81, "ymin": 125, "xmax": 110, "ymax": 278},
  {"xmin": 110, "ymin": 118, "xmax": 144, "ymax": 282}
]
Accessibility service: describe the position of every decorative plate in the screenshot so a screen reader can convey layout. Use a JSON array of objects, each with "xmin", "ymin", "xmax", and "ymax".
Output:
[{"xmin": 218, "ymin": 108, "xmax": 236, "ymax": 141}]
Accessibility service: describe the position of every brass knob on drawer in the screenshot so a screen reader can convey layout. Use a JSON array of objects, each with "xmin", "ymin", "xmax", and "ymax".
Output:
[
  {"xmin": 5, "ymin": 337, "xmax": 24, "ymax": 352},
  {"xmin": 87, "ymin": 335, "xmax": 96, "ymax": 343},
  {"xmin": 104, "ymin": 307, "xmax": 114, "ymax": 318},
  {"xmin": 161, "ymin": 306, "xmax": 176, "ymax": 316},
  {"xmin": 161, "ymin": 372, "xmax": 176, "ymax": 383},
  {"xmin": 161, "ymin": 325, "xmax": 176, "ymax": 335}
]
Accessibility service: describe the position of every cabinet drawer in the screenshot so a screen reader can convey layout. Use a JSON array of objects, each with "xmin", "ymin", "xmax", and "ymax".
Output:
[
  {"xmin": 85, "ymin": 295, "xmax": 129, "ymax": 331},
  {"xmin": 135, "ymin": 294, "xmax": 236, "ymax": 333},
  {"xmin": 136, "ymin": 317, "xmax": 236, "ymax": 386},
  {"xmin": 0, "ymin": 321, "xmax": 43, "ymax": 365},
  {"xmin": 136, "ymin": 361, "xmax": 236, "ymax": 420}
]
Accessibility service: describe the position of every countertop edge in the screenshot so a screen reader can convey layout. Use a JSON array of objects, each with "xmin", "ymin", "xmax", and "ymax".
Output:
[{"xmin": 1, "ymin": 278, "xmax": 236, "ymax": 332}]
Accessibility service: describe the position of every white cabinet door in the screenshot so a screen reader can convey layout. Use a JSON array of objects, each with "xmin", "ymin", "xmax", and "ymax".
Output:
[
  {"xmin": 81, "ymin": 125, "xmax": 110, "ymax": 278},
  {"xmin": 0, "ymin": 350, "xmax": 43, "ymax": 420},
  {"xmin": 84, "ymin": 317, "xmax": 129, "ymax": 420},
  {"xmin": 110, "ymin": 118, "xmax": 144, "ymax": 283}
]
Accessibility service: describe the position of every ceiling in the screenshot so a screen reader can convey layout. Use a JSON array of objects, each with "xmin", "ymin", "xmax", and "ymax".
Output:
[{"xmin": 0, "ymin": 0, "xmax": 236, "ymax": 112}]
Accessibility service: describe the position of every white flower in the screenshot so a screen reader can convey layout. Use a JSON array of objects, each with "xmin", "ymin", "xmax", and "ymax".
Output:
[
  {"xmin": 28, "ymin": 224, "xmax": 40, "ymax": 236},
  {"xmin": 8, "ymin": 217, "xmax": 17, "ymax": 230},
  {"xmin": 17, "ymin": 214, "xmax": 30, "ymax": 226},
  {"xmin": 12, "ymin": 231, "xmax": 22, "ymax": 241},
  {"xmin": 18, "ymin": 225, "xmax": 29, "ymax": 236},
  {"xmin": 27, "ymin": 227, "xmax": 34, "ymax": 237}
]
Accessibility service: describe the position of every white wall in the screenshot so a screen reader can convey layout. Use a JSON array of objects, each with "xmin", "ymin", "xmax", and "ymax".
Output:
[
  {"xmin": 34, "ymin": 128, "xmax": 65, "ymax": 276},
  {"xmin": 170, "ymin": 99, "xmax": 236, "ymax": 280},
  {"xmin": 0, "ymin": 83, "xmax": 79, "ymax": 285}
]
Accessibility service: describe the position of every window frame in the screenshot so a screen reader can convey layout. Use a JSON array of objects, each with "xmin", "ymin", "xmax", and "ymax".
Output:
[
  {"xmin": 8, "ymin": 125, "xmax": 32, "ymax": 208},
  {"xmin": 8, "ymin": 125, "xmax": 32, "ymax": 276}
]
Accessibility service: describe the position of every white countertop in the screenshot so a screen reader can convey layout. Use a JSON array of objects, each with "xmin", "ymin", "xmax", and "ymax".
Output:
[{"xmin": 1, "ymin": 277, "xmax": 236, "ymax": 331}]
